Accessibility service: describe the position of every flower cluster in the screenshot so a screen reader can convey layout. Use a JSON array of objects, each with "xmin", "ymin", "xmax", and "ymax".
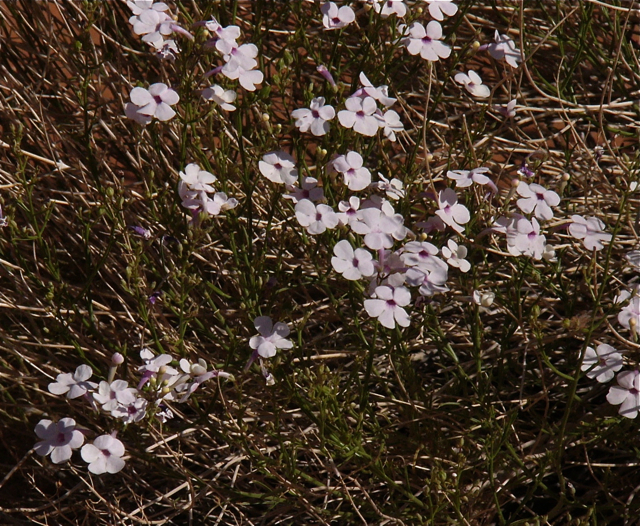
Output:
[
  {"xmin": 36, "ymin": 351, "xmax": 232, "ymax": 473},
  {"xmin": 178, "ymin": 162, "xmax": 238, "ymax": 219}
]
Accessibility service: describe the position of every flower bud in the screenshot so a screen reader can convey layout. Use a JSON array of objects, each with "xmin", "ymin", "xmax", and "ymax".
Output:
[{"xmin": 111, "ymin": 352, "xmax": 124, "ymax": 365}]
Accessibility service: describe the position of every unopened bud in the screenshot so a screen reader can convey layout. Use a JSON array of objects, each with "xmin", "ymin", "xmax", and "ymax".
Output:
[
  {"xmin": 262, "ymin": 113, "xmax": 270, "ymax": 122},
  {"xmin": 425, "ymin": 153, "xmax": 434, "ymax": 162},
  {"xmin": 472, "ymin": 41, "xmax": 480, "ymax": 50},
  {"xmin": 111, "ymin": 352, "xmax": 124, "ymax": 365}
]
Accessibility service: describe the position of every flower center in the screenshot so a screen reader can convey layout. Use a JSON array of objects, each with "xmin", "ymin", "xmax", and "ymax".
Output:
[
  {"xmin": 422, "ymin": 36, "xmax": 432, "ymax": 44},
  {"xmin": 312, "ymin": 109, "xmax": 320, "ymax": 118},
  {"xmin": 56, "ymin": 432, "xmax": 67, "ymax": 444},
  {"xmin": 332, "ymin": 17, "xmax": 341, "ymax": 25},
  {"xmin": 536, "ymin": 192, "xmax": 545, "ymax": 201},
  {"xmin": 630, "ymin": 388, "xmax": 639, "ymax": 396},
  {"xmin": 153, "ymin": 95, "xmax": 163, "ymax": 104},
  {"xmin": 386, "ymin": 299, "xmax": 397, "ymax": 308},
  {"xmin": 274, "ymin": 163, "xmax": 282, "ymax": 170},
  {"xmin": 315, "ymin": 212, "xmax": 323, "ymax": 221}
]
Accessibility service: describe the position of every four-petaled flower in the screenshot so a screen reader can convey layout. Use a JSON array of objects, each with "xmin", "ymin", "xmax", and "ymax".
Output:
[
  {"xmin": 436, "ymin": 188, "xmax": 470, "ymax": 233},
  {"xmin": 250, "ymin": 316, "xmax": 293, "ymax": 358},
  {"xmin": 332, "ymin": 151, "xmax": 371, "ymax": 191},
  {"xmin": 295, "ymin": 199, "xmax": 339, "ymax": 235},
  {"xmin": 338, "ymin": 96, "xmax": 380, "ymax": 137},
  {"xmin": 259, "ymin": 151, "xmax": 298, "ymax": 185}
]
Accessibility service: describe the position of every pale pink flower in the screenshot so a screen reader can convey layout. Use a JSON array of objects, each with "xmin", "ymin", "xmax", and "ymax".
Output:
[
  {"xmin": 217, "ymin": 41, "xmax": 258, "ymax": 71},
  {"xmin": 403, "ymin": 21, "xmax": 451, "ymax": 62},
  {"xmin": 316, "ymin": 65, "xmax": 337, "ymax": 87},
  {"xmin": 34, "ymin": 418, "xmax": 85, "ymax": 464},
  {"xmin": 454, "ymin": 70, "xmax": 491, "ymax": 98},
  {"xmin": 332, "ymin": 240, "xmax": 375, "ymax": 280},
  {"xmin": 480, "ymin": 31, "xmax": 522, "ymax": 68},
  {"xmin": 295, "ymin": 199, "xmax": 339, "ymax": 235},
  {"xmin": 111, "ymin": 397, "xmax": 148, "ymax": 423},
  {"xmin": 371, "ymin": 0, "xmax": 407, "ymax": 18},
  {"xmin": 495, "ymin": 99, "xmax": 517, "ymax": 118},
  {"xmin": 377, "ymin": 109, "xmax": 404, "ymax": 141},
  {"xmin": 441, "ymin": 239, "xmax": 470, "ymax": 272},
  {"xmin": 292, "ymin": 97, "xmax": 335, "ymax": 136},
  {"xmin": 511, "ymin": 216, "xmax": 546, "ymax": 260},
  {"xmin": 364, "ymin": 285, "xmax": 411, "ymax": 329},
  {"xmin": 129, "ymin": 83, "xmax": 179, "ymax": 122},
  {"xmin": 250, "ymin": 316, "xmax": 293, "ymax": 359},
  {"xmin": 321, "ymin": 2, "xmax": 356, "ymax": 30},
  {"xmin": 618, "ymin": 297, "xmax": 640, "ymax": 336},
  {"xmin": 371, "ymin": 173, "xmax": 404, "ymax": 200},
  {"xmin": 435, "ymin": 188, "xmax": 469, "ymax": 233},
  {"xmin": 337, "ymin": 196, "xmax": 361, "ymax": 226},
  {"xmin": 48, "ymin": 365, "xmax": 97, "ymax": 399},
  {"xmin": 516, "ymin": 182, "xmax": 560, "ymax": 220},
  {"xmin": 81, "ymin": 435, "xmax": 126, "ymax": 474},
  {"xmin": 201, "ymin": 192, "xmax": 238, "ymax": 216},
  {"xmin": 223, "ymin": 65, "xmax": 264, "ymax": 92},
  {"xmin": 93, "ymin": 380, "xmax": 137, "ymax": 413},
  {"xmin": 338, "ymin": 96, "xmax": 379, "ymax": 136},
  {"xmin": 582, "ymin": 344, "xmax": 623, "ymax": 383},
  {"xmin": 284, "ymin": 177, "xmax": 324, "ymax": 203},
  {"xmin": 447, "ymin": 167, "xmax": 494, "ymax": 189},
  {"xmin": 180, "ymin": 163, "xmax": 217, "ymax": 193},
  {"xmin": 352, "ymin": 208, "xmax": 404, "ymax": 250},
  {"xmin": 353, "ymin": 72, "xmax": 396, "ymax": 107},
  {"xmin": 400, "ymin": 241, "xmax": 444, "ymax": 272},
  {"xmin": 424, "ymin": 0, "xmax": 458, "ymax": 21},
  {"xmin": 127, "ymin": 1, "xmax": 169, "ymax": 16},
  {"xmin": 568, "ymin": 215, "xmax": 612, "ymax": 251},
  {"xmin": 259, "ymin": 151, "xmax": 298, "ymax": 185},
  {"xmin": 332, "ymin": 151, "xmax": 371, "ymax": 191},
  {"xmin": 607, "ymin": 370, "xmax": 640, "ymax": 419},
  {"xmin": 405, "ymin": 265, "xmax": 449, "ymax": 296}
]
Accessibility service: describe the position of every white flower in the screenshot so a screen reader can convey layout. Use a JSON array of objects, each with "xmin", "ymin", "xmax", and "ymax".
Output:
[
  {"xmin": 480, "ymin": 30, "xmax": 522, "ymax": 68},
  {"xmin": 454, "ymin": 70, "xmax": 490, "ymax": 98},
  {"xmin": 125, "ymin": 102, "xmax": 152, "ymax": 125},
  {"xmin": 403, "ymin": 21, "xmax": 451, "ymax": 62},
  {"xmin": 203, "ymin": 19, "xmax": 240, "ymax": 45},
  {"xmin": 138, "ymin": 349, "xmax": 178, "ymax": 389},
  {"xmin": 250, "ymin": 316, "xmax": 293, "ymax": 358},
  {"xmin": 218, "ymin": 41, "xmax": 259, "ymax": 71},
  {"xmin": 321, "ymin": 2, "xmax": 356, "ymax": 30},
  {"xmin": 472, "ymin": 290, "xmax": 495, "ymax": 307},
  {"xmin": 153, "ymin": 38, "xmax": 179, "ymax": 61},
  {"xmin": 129, "ymin": 83, "xmax": 179, "ymax": 122},
  {"xmin": 223, "ymin": 66, "xmax": 264, "ymax": 92},
  {"xmin": 424, "ymin": 0, "xmax": 458, "ymax": 21},
  {"xmin": 259, "ymin": 151, "xmax": 298, "ymax": 185},
  {"xmin": 291, "ymin": 97, "xmax": 335, "ymax": 136},
  {"xmin": 201, "ymin": 192, "xmax": 239, "ymax": 216},
  {"xmin": 295, "ymin": 199, "xmax": 339, "ymax": 235},
  {"xmin": 337, "ymin": 196, "xmax": 361, "ymax": 226},
  {"xmin": 179, "ymin": 163, "xmax": 217, "ymax": 193},
  {"xmin": 435, "ymin": 188, "xmax": 470, "ymax": 233},
  {"xmin": 34, "ymin": 418, "xmax": 84, "ymax": 464},
  {"xmin": 127, "ymin": 1, "xmax": 169, "ymax": 16},
  {"xmin": 441, "ymin": 239, "xmax": 470, "ymax": 272},
  {"xmin": 201, "ymin": 84, "xmax": 237, "ymax": 111},
  {"xmin": 511, "ymin": 216, "xmax": 546, "ymax": 260},
  {"xmin": 516, "ymin": 182, "xmax": 560, "ymax": 220},
  {"xmin": 131, "ymin": 8, "xmax": 171, "ymax": 40},
  {"xmin": 568, "ymin": 215, "xmax": 612, "ymax": 251},
  {"xmin": 338, "ymin": 96, "xmax": 379, "ymax": 137},
  {"xmin": 607, "ymin": 370, "xmax": 640, "ymax": 419},
  {"xmin": 331, "ymin": 240, "xmax": 375, "ymax": 280},
  {"xmin": 618, "ymin": 297, "xmax": 640, "ymax": 336},
  {"xmin": 81, "ymin": 435, "xmax": 126, "ymax": 474},
  {"xmin": 332, "ymin": 151, "xmax": 371, "ymax": 191},
  {"xmin": 582, "ymin": 344, "xmax": 623, "ymax": 383},
  {"xmin": 364, "ymin": 285, "xmax": 411, "ymax": 329},
  {"xmin": 93, "ymin": 380, "xmax": 137, "ymax": 413},
  {"xmin": 447, "ymin": 167, "xmax": 493, "ymax": 188},
  {"xmin": 48, "ymin": 364, "xmax": 97, "ymax": 399},
  {"xmin": 353, "ymin": 72, "xmax": 397, "ymax": 107}
]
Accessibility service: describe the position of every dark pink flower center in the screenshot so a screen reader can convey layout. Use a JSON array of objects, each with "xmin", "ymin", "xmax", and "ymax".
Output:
[
  {"xmin": 422, "ymin": 36, "xmax": 432, "ymax": 44},
  {"xmin": 153, "ymin": 95, "xmax": 163, "ymax": 104},
  {"xmin": 630, "ymin": 388, "xmax": 639, "ymax": 396},
  {"xmin": 274, "ymin": 163, "xmax": 282, "ymax": 170},
  {"xmin": 312, "ymin": 109, "xmax": 320, "ymax": 118},
  {"xmin": 56, "ymin": 432, "xmax": 67, "ymax": 445},
  {"xmin": 386, "ymin": 300, "xmax": 397, "ymax": 308},
  {"xmin": 536, "ymin": 192, "xmax": 545, "ymax": 201}
]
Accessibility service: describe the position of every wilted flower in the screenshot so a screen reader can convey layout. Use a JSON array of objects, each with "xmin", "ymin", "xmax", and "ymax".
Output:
[
  {"xmin": 34, "ymin": 418, "xmax": 85, "ymax": 464},
  {"xmin": 495, "ymin": 99, "xmax": 517, "ymax": 118},
  {"xmin": 454, "ymin": 70, "xmax": 490, "ymax": 98},
  {"xmin": 568, "ymin": 215, "xmax": 612, "ymax": 251},
  {"xmin": 480, "ymin": 30, "xmax": 522, "ymax": 68}
]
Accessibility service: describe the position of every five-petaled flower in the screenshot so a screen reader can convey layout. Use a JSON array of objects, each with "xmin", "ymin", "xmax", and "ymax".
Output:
[
  {"xmin": 34, "ymin": 418, "xmax": 85, "ymax": 464},
  {"xmin": 48, "ymin": 364, "xmax": 97, "ymax": 399},
  {"xmin": 331, "ymin": 240, "xmax": 375, "ymax": 280},
  {"xmin": 321, "ymin": 2, "xmax": 356, "ymax": 30},
  {"xmin": 292, "ymin": 97, "xmax": 335, "ymax": 136},
  {"xmin": 568, "ymin": 215, "xmax": 612, "ymax": 251},
  {"xmin": 403, "ymin": 21, "xmax": 451, "ymax": 62},
  {"xmin": 332, "ymin": 151, "xmax": 371, "ymax": 191},
  {"xmin": 436, "ymin": 188, "xmax": 470, "ymax": 233},
  {"xmin": 250, "ymin": 316, "xmax": 293, "ymax": 358},
  {"xmin": 128, "ymin": 83, "xmax": 179, "ymax": 122},
  {"xmin": 364, "ymin": 285, "xmax": 411, "ymax": 329},
  {"xmin": 581, "ymin": 344, "xmax": 623, "ymax": 383},
  {"xmin": 81, "ymin": 435, "xmax": 126, "ymax": 474}
]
